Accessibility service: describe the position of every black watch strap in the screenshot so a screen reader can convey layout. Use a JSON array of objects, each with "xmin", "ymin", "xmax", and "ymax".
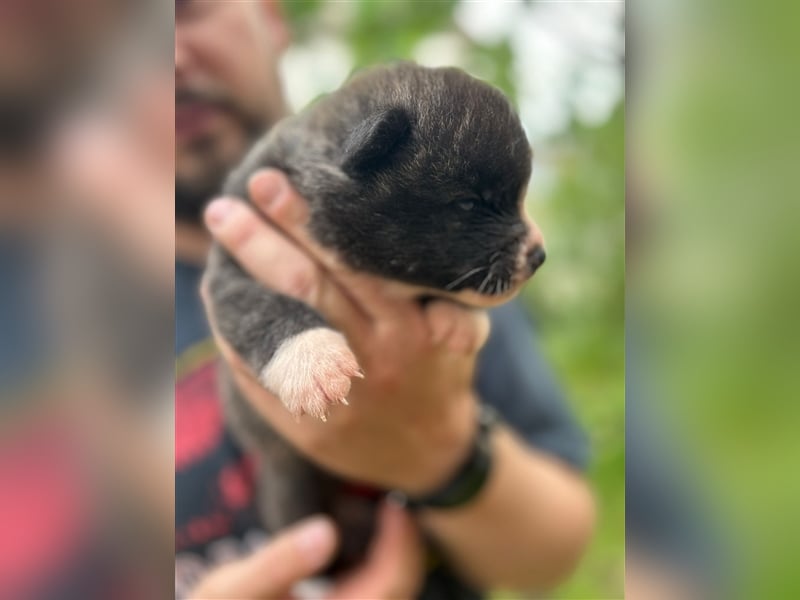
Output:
[{"xmin": 394, "ymin": 405, "xmax": 498, "ymax": 511}]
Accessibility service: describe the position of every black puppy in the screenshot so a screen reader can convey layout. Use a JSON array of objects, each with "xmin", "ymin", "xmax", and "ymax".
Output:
[{"xmin": 205, "ymin": 62, "xmax": 544, "ymax": 567}]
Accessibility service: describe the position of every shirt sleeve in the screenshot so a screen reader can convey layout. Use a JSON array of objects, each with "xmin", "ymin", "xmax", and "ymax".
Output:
[{"xmin": 475, "ymin": 301, "xmax": 590, "ymax": 470}]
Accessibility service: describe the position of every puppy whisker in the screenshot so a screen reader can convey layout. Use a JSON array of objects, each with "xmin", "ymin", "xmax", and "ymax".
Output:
[
  {"xmin": 478, "ymin": 269, "xmax": 494, "ymax": 295},
  {"xmin": 445, "ymin": 265, "xmax": 488, "ymax": 291}
]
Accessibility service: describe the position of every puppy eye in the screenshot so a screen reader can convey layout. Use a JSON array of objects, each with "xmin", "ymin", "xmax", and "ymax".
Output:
[{"xmin": 457, "ymin": 199, "xmax": 475, "ymax": 211}]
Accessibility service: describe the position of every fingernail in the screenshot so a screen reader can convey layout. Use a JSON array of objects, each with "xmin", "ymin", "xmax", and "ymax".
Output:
[
  {"xmin": 296, "ymin": 517, "xmax": 336, "ymax": 568},
  {"xmin": 205, "ymin": 198, "xmax": 235, "ymax": 228},
  {"xmin": 250, "ymin": 171, "xmax": 285, "ymax": 210}
]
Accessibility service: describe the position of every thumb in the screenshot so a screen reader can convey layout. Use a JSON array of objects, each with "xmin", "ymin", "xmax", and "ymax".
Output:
[
  {"xmin": 327, "ymin": 501, "xmax": 424, "ymax": 599},
  {"xmin": 190, "ymin": 516, "xmax": 338, "ymax": 599}
]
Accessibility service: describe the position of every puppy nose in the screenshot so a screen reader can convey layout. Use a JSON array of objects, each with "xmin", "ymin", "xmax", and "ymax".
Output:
[{"xmin": 526, "ymin": 246, "xmax": 546, "ymax": 273}]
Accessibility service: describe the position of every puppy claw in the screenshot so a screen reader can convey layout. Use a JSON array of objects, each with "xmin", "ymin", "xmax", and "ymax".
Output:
[{"xmin": 341, "ymin": 397, "xmax": 349, "ymax": 406}]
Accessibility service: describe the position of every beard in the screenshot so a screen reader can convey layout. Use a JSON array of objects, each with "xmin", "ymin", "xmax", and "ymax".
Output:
[
  {"xmin": 175, "ymin": 180, "xmax": 213, "ymax": 226},
  {"xmin": 175, "ymin": 88, "xmax": 266, "ymax": 224}
]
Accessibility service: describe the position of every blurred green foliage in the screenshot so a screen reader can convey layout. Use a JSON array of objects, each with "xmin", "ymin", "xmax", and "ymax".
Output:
[
  {"xmin": 284, "ymin": 0, "xmax": 517, "ymax": 97},
  {"xmin": 525, "ymin": 104, "xmax": 624, "ymax": 600},
  {"xmin": 632, "ymin": 2, "xmax": 800, "ymax": 597},
  {"xmin": 284, "ymin": 3, "xmax": 624, "ymax": 598}
]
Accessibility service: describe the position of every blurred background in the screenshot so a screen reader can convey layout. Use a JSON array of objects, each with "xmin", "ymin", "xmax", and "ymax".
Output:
[
  {"xmin": 0, "ymin": 0, "xmax": 173, "ymax": 597},
  {"xmin": 627, "ymin": 0, "xmax": 800, "ymax": 598},
  {"xmin": 279, "ymin": 2, "xmax": 625, "ymax": 598}
]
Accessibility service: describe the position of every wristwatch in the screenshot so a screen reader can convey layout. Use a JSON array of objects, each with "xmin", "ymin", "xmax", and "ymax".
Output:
[{"xmin": 393, "ymin": 404, "xmax": 499, "ymax": 511}]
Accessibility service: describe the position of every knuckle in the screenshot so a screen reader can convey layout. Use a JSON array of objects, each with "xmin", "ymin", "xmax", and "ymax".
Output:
[
  {"xmin": 224, "ymin": 208, "xmax": 259, "ymax": 251},
  {"xmin": 453, "ymin": 311, "xmax": 490, "ymax": 354},
  {"xmin": 284, "ymin": 270, "xmax": 316, "ymax": 302},
  {"xmin": 269, "ymin": 189, "xmax": 308, "ymax": 227},
  {"xmin": 370, "ymin": 366, "xmax": 402, "ymax": 391}
]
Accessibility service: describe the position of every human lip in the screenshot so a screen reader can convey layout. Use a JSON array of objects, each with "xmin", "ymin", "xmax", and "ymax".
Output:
[{"xmin": 175, "ymin": 102, "xmax": 220, "ymax": 141}]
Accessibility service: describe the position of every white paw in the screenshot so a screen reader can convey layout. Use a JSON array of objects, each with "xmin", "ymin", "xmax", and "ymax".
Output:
[{"xmin": 259, "ymin": 328, "xmax": 362, "ymax": 421}]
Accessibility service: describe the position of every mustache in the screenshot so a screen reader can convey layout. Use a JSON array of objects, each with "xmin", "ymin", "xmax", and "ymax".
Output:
[
  {"xmin": 175, "ymin": 88, "xmax": 237, "ymax": 112},
  {"xmin": 175, "ymin": 87, "xmax": 266, "ymax": 139}
]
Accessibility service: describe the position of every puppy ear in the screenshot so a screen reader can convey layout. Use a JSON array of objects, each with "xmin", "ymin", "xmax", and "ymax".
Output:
[{"xmin": 342, "ymin": 107, "xmax": 411, "ymax": 176}]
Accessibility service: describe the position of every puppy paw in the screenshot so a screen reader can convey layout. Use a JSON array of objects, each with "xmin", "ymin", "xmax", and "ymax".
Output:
[{"xmin": 258, "ymin": 328, "xmax": 362, "ymax": 421}]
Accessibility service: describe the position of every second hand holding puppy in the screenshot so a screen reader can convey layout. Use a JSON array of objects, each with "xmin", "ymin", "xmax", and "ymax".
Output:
[{"xmin": 203, "ymin": 168, "xmax": 489, "ymax": 496}]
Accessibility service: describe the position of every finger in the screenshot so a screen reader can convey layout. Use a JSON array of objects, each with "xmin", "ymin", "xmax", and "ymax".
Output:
[
  {"xmin": 327, "ymin": 501, "xmax": 424, "ymax": 599},
  {"xmin": 211, "ymin": 185, "xmax": 369, "ymax": 336},
  {"xmin": 248, "ymin": 169, "xmax": 332, "ymax": 270},
  {"xmin": 205, "ymin": 197, "xmax": 320, "ymax": 303},
  {"xmin": 189, "ymin": 516, "xmax": 338, "ymax": 599},
  {"xmin": 249, "ymin": 169, "xmax": 418, "ymax": 324},
  {"xmin": 425, "ymin": 301, "xmax": 491, "ymax": 355},
  {"xmin": 204, "ymin": 197, "xmax": 369, "ymax": 336}
]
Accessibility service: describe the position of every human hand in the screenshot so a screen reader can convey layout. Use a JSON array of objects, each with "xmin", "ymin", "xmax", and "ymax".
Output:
[
  {"xmin": 189, "ymin": 501, "xmax": 423, "ymax": 599},
  {"xmin": 202, "ymin": 168, "xmax": 490, "ymax": 495}
]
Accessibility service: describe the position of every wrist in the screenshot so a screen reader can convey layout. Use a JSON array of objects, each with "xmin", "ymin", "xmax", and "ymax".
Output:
[
  {"xmin": 398, "ymin": 404, "xmax": 499, "ymax": 511},
  {"xmin": 394, "ymin": 394, "xmax": 479, "ymax": 496}
]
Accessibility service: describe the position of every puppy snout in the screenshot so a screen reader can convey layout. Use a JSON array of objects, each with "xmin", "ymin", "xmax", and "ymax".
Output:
[{"xmin": 526, "ymin": 245, "xmax": 546, "ymax": 274}]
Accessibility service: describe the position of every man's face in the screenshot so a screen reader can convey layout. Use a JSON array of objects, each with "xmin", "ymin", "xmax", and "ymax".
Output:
[{"xmin": 175, "ymin": 0, "xmax": 289, "ymax": 220}]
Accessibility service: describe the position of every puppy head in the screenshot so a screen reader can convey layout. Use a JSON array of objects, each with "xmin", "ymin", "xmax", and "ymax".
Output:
[{"xmin": 311, "ymin": 65, "xmax": 544, "ymax": 307}]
